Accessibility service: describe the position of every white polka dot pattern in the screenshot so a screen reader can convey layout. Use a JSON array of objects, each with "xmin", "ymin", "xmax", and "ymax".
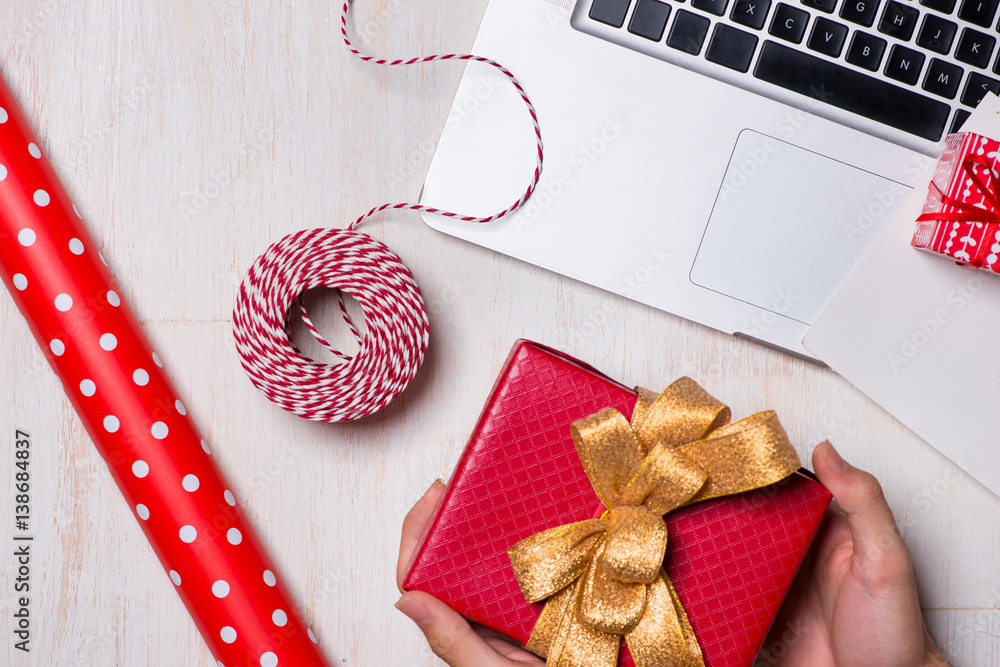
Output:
[
  {"xmin": 179, "ymin": 525, "xmax": 197, "ymax": 543},
  {"xmin": 182, "ymin": 474, "xmax": 199, "ymax": 492},
  {"xmin": 0, "ymin": 69, "xmax": 329, "ymax": 665},
  {"xmin": 99, "ymin": 333, "xmax": 117, "ymax": 350}
]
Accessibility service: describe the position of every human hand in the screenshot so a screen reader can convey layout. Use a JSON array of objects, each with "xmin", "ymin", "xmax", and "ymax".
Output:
[
  {"xmin": 762, "ymin": 441, "xmax": 951, "ymax": 667},
  {"xmin": 395, "ymin": 480, "xmax": 546, "ymax": 666}
]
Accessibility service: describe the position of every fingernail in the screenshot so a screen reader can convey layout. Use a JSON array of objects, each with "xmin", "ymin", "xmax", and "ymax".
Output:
[
  {"xmin": 395, "ymin": 595, "xmax": 430, "ymax": 626},
  {"xmin": 432, "ymin": 478, "xmax": 445, "ymax": 488},
  {"xmin": 823, "ymin": 440, "xmax": 849, "ymax": 475}
]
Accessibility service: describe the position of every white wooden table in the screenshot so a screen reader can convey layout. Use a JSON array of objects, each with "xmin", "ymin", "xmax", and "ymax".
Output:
[{"xmin": 0, "ymin": 1, "xmax": 997, "ymax": 665}]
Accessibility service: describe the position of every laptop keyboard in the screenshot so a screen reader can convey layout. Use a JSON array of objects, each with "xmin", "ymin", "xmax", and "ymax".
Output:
[{"xmin": 575, "ymin": 0, "xmax": 1000, "ymax": 143}]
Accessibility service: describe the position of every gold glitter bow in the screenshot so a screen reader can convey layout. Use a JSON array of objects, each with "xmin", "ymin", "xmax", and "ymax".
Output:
[{"xmin": 507, "ymin": 377, "xmax": 801, "ymax": 667}]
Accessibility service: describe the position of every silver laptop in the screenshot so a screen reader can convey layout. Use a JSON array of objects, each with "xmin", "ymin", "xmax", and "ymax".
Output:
[{"xmin": 418, "ymin": 0, "xmax": 982, "ymax": 360}]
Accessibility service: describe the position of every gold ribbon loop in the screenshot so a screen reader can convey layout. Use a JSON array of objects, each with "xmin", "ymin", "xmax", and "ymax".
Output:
[
  {"xmin": 578, "ymin": 543, "xmax": 647, "ymax": 634},
  {"xmin": 601, "ymin": 506, "xmax": 667, "ymax": 585},
  {"xmin": 571, "ymin": 409, "xmax": 646, "ymax": 508},
  {"xmin": 509, "ymin": 520, "xmax": 607, "ymax": 603},
  {"xmin": 619, "ymin": 443, "xmax": 706, "ymax": 515},
  {"xmin": 509, "ymin": 378, "xmax": 801, "ymax": 667},
  {"xmin": 633, "ymin": 377, "xmax": 731, "ymax": 451},
  {"xmin": 679, "ymin": 411, "xmax": 800, "ymax": 503}
]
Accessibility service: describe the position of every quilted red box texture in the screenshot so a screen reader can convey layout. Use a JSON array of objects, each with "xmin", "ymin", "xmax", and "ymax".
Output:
[
  {"xmin": 402, "ymin": 341, "xmax": 832, "ymax": 667},
  {"xmin": 912, "ymin": 131, "xmax": 1000, "ymax": 275}
]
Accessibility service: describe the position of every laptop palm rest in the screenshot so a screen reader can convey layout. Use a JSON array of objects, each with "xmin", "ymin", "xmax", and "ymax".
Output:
[{"xmin": 690, "ymin": 129, "xmax": 909, "ymax": 325}]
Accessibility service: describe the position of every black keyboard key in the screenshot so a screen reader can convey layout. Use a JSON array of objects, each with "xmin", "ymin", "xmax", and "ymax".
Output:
[
  {"xmin": 590, "ymin": 0, "xmax": 633, "ymax": 27},
  {"xmin": 951, "ymin": 109, "xmax": 971, "ymax": 132},
  {"xmin": 732, "ymin": 0, "xmax": 773, "ymax": 28},
  {"xmin": 919, "ymin": 0, "xmax": 956, "ymax": 12},
  {"xmin": 628, "ymin": 0, "xmax": 672, "ymax": 40},
  {"xmin": 706, "ymin": 24, "xmax": 760, "ymax": 71},
  {"xmin": 769, "ymin": 3, "xmax": 811, "ymax": 42},
  {"xmin": 753, "ymin": 41, "xmax": 950, "ymax": 140},
  {"xmin": 878, "ymin": 1, "xmax": 919, "ymax": 41},
  {"xmin": 916, "ymin": 15, "xmax": 957, "ymax": 54},
  {"xmin": 692, "ymin": 0, "xmax": 731, "ymax": 15},
  {"xmin": 802, "ymin": 0, "xmax": 838, "ymax": 12},
  {"xmin": 957, "ymin": 0, "xmax": 999, "ymax": 27},
  {"xmin": 667, "ymin": 10, "xmax": 712, "ymax": 53},
  {"xmin": 808, "ymin": 17, "xmax": 850, "ymax": 55},
  {"xmin": 885, "ymin": 44, "xmax": 925, "ymax": 84},
  {"xmin": 962, "ymin": 72, "xmax": 1000, "ymax": 105},
  {"xmin": 923, "ymin": 59, "xmax": 964, "ymax": 97},
  {"xmin": 846, "ymin": 31, "xmax": 888, "ymax": 69},
  {"xmin": 667, "ymin": 10, "xmax": 711, "ymax": 52},
  {"xmin": 955, "ymin": 28, "xmax": 996, "ymax": 68},
  {"xmin": 840, "ymin": 0, "xmax": 881, "ymax": 27}
]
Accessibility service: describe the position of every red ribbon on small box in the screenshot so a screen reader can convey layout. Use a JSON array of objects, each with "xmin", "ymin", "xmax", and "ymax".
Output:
[{"xmin": 912, "ymin": 132, "xmax": 1000, "ymax": 274}]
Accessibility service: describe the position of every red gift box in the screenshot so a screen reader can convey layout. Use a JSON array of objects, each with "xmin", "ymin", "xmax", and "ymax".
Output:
[
  {"xmin": 402, "ymin": 341, "xmax": 831, "ymax": 667},
  {"xmin": 912, "ymin": 131, "xmax": 1000, "ymax": 275}
]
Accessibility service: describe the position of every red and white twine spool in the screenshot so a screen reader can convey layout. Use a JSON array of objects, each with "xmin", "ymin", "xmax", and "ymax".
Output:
[{"xmin": 232, "ymin": 0, "xmax": 543, "ymax": 421}]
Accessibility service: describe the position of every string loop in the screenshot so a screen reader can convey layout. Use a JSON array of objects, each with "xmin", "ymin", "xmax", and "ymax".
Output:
[{"xmin": 232, "ymin": 0, "xmax": 543, "ymax": 421}]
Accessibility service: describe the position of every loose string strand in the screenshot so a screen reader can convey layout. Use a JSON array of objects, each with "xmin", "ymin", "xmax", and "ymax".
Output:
[
  {"xmin": 231, "ymin": 0, "xmax": 543, "ymax": 421},
  {"xmin": 339, "ymin": 0, "xmax": 545, "ymax": 230}
]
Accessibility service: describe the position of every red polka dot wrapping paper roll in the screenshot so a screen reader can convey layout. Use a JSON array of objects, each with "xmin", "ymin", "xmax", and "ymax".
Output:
[{"xmin": 0, "ymin": 75, "xmax": 331, "ymax": 667}]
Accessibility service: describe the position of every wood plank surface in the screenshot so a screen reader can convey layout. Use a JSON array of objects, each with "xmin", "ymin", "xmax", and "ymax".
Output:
[{"xmin": 0, "ymin": 0, "xmax": 996, "ymax": 664}]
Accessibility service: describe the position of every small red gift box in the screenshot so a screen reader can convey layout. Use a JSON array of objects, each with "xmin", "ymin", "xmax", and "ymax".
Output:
[
  {"xmin": 402, "ymin": 341, "xmax": 831, "ymax": 667},
  {"xmin": 912, "ymin": 131, "xmax": 1000, "ymax": 275}
]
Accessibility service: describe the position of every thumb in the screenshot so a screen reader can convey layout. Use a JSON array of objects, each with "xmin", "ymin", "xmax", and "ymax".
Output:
[
  {"xmin": 396, "ymin": 591, "xmax": 509, "ymax": 667},
  {"xmin": 812, "ymin": 440, "xmax": 908, "ymax": 568}
]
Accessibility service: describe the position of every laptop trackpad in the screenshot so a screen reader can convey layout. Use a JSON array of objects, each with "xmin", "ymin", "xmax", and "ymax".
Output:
[{"xmin": 690, "ymin": 130, "xmax": 908, "ymax": 325}]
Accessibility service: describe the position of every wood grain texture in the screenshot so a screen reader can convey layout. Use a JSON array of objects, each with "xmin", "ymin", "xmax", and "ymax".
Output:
[{"xmin": 0, "ymin": 0, "xmax": 996, "ymax": 665}]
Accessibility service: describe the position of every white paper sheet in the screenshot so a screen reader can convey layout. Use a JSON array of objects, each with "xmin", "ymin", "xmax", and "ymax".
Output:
[{"xmin": 804, "ymin": 95, "xmax": 1000, "ymax": 497}]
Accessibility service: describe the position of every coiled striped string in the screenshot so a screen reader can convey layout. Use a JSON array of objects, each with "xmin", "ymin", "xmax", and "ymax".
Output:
[{"xmin": 232, "ymin": 0, "xmax": 543, "ymax": 421}]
